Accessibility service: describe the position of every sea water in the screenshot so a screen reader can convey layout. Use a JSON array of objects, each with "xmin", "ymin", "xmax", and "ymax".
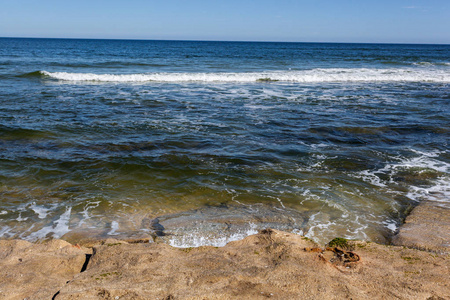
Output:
[{"xmin": 0, "ymin": 38, "xmax": 449, "ymax": 246}]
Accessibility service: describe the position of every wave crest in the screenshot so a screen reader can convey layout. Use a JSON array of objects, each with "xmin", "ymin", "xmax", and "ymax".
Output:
[{"xmin": 28, "ymin": 68, "xmax": 450, "ymax": 83}]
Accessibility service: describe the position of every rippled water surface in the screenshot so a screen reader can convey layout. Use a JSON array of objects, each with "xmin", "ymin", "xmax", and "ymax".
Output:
[{"xmin": 0, "ymin": 38, "xmax": 449, "ymax": 245}]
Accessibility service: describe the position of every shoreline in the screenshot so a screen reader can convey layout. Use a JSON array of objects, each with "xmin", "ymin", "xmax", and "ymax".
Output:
[{"xmin": 1, "ymin": 201, "xmax": 449, "ymax": 299}]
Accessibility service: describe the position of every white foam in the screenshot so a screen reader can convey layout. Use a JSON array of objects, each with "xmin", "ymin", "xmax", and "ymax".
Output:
[
  {"xmin": 356, "ymin": 150, "xmax": 450, "ymax": 203},
  {"xmin": 78, "ymin": 201, "xmax": 101, "ymax": 226},
  {"xmin": 107, "ymin": 221, "xmax": 120, "ymax": 235},
  {"xmin": 16, "ymin": 213, "xmax": 28, "ymax": 222},
  {"xmin": 291, "ymin": 228, "xmax": 304, "ymax": 236},
  {"xmin": 0, "ymin": 210, "xmax": 7, "ymax": 215},
  {"xmin": 167, "ymin": 223, "xmax": 259, "ymax": 248},
  {"xmin": 383, "ymin": 220, "xmax": 398, "ymax": 232},
  {"xmin": 267, "ymin": 195, "xmax": 286, "ymax": 208},
  {"xmin": 29, "ymin": 203, "xmax": 51, "ymax": 219},
  {"xmin": 0, "ymin": 225, "xmax": 12, "ymax": 237},
  {"xmin": 28, "ymin": 206, "xmax": 72, "ymax": 240},
  {"xmin": 40, "ymin": 68, "xmax": 450, "ymax": 83}
]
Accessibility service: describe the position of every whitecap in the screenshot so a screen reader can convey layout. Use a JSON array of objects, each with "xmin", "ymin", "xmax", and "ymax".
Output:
[{"xmin": 39, "ymin": 68, "xmax": 450, "ymax": 83}]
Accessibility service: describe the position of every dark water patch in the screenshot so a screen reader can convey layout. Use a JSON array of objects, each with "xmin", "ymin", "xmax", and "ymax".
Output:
[
  {"xmin": 278, "ymin": 148, "xmax": 309, "ymax": 158},
  {"xmin": 322, "ymin": 155, "xmax": 379, "ymax": 172},
  {"xmin": 307, "ymin": 127, "xmax": 368, "ymax": 145},
  {"xmin": 335, "ymin": 126, "xmax": 388, "ymax": 135},
  {"xmin": 380, "ymin": 61, "xmax": 411, "ymax": 66},
  {"xmin": 0, "ymin": 126, "xmax": 57, "ymax": 140},
  {"xmin": 85, "ymin": 141, "xmax": 159, "ymax": 154},
  {"xmin": 387, "ymin": 125, "xmax": 448, "ymax": 135},
  {"xmin": 392, "ymin": 167, "xmax": 443, "ymax": 186},
  {"xmin": 17, "ymin": 71, "xmax": 46, "ymax": 78},
  {"xmin": 307, "ymin": 124, "xmax": 448, "ymax": 145}
]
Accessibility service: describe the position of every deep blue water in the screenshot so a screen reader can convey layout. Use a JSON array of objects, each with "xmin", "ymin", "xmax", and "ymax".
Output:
[{"xmin": 0, "ymin": 38, "xmax": 449, "ymax": 246}]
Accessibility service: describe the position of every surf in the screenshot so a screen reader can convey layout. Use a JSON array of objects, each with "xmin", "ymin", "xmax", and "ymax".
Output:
[{"xmin": 26, "ymin": 68, "xmax": 450, "ymax": 83}]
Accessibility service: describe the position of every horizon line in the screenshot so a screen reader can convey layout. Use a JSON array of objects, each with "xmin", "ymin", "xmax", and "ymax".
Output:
[{"xmin": 1, "ymin": 36, "xmax": 449, "ymax": 46}]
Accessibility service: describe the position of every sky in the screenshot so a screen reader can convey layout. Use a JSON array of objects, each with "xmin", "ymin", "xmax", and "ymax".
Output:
[{"xmin": 0, "ymin": 0, "xmax": 449, "ymax": 44}]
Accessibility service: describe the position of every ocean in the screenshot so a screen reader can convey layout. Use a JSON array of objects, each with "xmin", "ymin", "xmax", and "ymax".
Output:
[{"xmin": 0, "ymin": 38, "xmax": 449, "ymax": 246}]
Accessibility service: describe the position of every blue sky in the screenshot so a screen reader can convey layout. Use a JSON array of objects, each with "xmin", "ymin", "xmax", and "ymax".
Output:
[{"xmin": 1, "ymin": 0, "xmax": 449, "ymax": 44}]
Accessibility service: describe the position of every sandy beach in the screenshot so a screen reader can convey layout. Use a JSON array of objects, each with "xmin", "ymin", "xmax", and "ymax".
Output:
[{"xmin": 0, "ymin": 200, "xmax": 448, "ymax": 300}]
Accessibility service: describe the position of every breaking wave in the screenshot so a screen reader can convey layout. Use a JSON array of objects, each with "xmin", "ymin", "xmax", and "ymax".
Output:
[{"xmin": 25, "ymin": 68, "xmax": 450, "ymax": 83}]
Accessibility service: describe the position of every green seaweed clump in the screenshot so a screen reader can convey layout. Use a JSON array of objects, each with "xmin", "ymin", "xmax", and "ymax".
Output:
[
  {"xmin": 327, "ymin": 237, "xmax": 349, "ymax": 249},
  {"xmin": 257, "ymin": 77, "xmax": 279, "ymax": 82},
  {"xmin": 180, "ymin": 247, "xmax": 194, "ymax": 253}
]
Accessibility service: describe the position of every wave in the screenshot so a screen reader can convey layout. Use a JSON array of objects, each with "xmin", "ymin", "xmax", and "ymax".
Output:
[
  {"xmin": 413, "ymin": 62, "xmax": 450, "ymax": 66},
  {"xmin": 19, "ymin": 71, "xmax": 45, "ymax": 78},
  {"xmin": 23, "ymin": 68, "xmax": 450, "ymax": 83}
]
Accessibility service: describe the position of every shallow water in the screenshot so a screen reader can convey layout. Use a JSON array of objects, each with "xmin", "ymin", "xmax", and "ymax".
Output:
[{"xmin": 0, "ymin": 38, "xmax": 449, "ymax": 245}]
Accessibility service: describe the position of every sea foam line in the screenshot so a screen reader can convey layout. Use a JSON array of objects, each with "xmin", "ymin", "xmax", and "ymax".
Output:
[
  {"xmin": 356, "ymin": 150, "xmax": 450, "ymax": 204},
  {"xmin": 38, "ymin": 68, "xmax": 450, "ymax": 83}
]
